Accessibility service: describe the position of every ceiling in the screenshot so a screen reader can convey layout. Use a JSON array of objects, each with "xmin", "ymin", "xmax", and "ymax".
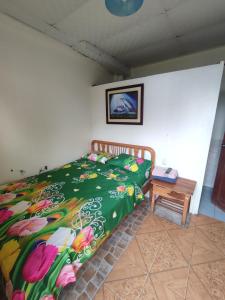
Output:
[{"xmin": 1, "ymin": 0, "xmax": 225, "ymax": 75}]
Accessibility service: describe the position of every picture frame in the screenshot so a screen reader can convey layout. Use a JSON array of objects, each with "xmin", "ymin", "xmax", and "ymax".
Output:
[{"xmin": 105, "ymin": 83, "xmax": 144, "ymax": 125}]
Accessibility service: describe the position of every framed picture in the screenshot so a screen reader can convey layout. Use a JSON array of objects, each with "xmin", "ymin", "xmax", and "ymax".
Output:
[{"xmin": 106, "ymin": 83, "xmax": 144, "ymax": 125}]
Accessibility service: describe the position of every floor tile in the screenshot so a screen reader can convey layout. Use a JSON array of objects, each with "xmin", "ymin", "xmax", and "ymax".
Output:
[
  {"xmin": 186, "ymin": 268, "xmax": 211, "ymax": 300},
  {"xmin": 190, "ymin": 214, "xmax": 219, "ymax": 226},
  {"xmin": 104, "ymin": 275, "xmax": 156, "ymax": 300},
  {"xmin": 151, "ymin": 267, "xmax": 188, "ymax": 299},
  {"xmin": 168, "ymin": 227, "xmax": 196, "ymax": 262},
  {"xmin": 137, "ymin": 214, "xmax": 165, "ymax": 234},
  {"xmin": 103, "ymin": 286, "xmax": 120, "ymax": 300},
  {"xmin": 191, "ymin": 229, "xmax": 224, "ymax": 265},
  {"xmin": 94, "ymin": 287, "xmax": 104, "ymax": 300},
  {"xmin": 136, "ymin": 231, "xmax": 188, "ymax": 273},
  {"xmin": 159, "ymin": 217, "xmax": 183, "ymax": 230},
  {"xmin": 198, "ymin": 222, "xmax": 225, "ymax": 255},
  {"xmin": 106, "ymin": 239, "xmax": 147, "ymax": 282},
  {"xmin": 60, "ymin": 195, "xmax": 225, "ymax": 299},
  {"xmin": 139, "ymin": 277, "xmax": 158, "ymax": 300},
  {"xmin": 193, "ymin": 259, "xmax": 225, "ymax": 300}
]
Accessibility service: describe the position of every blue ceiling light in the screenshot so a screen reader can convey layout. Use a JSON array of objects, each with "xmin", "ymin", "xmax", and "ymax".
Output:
[{"xmin": 105, "ymin": 0, "xmax": 144, "ymax": 17}]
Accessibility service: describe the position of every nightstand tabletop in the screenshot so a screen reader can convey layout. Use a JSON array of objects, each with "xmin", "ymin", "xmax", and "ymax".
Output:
[{"xmin": 151, "ymin": 177, "xmax": 196, "ymax": 196}]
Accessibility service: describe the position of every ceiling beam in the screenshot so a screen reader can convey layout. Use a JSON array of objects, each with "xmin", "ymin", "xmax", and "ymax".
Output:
[{"xmin": 74, "ymin": 41, "xmax": 130, "ymax": 76}]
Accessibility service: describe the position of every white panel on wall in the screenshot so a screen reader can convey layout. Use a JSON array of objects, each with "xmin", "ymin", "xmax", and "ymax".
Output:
[
  {"xmin": 90, "ymin": 63, "xmax": 224, "ymax": 214},
  {"xmin": 131, "ymin": 47, "xmax": 225, "ymax": 189}
]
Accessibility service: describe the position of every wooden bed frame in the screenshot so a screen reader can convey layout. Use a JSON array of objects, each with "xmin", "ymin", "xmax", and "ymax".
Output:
[{"xmin": 91, "ymin": 140, "xmax": 156, "ymax": 195}]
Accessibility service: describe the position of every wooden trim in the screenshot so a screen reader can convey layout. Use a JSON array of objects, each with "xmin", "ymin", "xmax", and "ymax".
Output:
[
  {"xmin": 91, "ymin": 140, "xmax": 155, "ymax": 180},
  {"xmin": 212, "ymin": 133, "xmax": 225, "ymax": 210},
  {"xmin": 91, "ymin": 140, "xmax": 155, "ymax": 168}
]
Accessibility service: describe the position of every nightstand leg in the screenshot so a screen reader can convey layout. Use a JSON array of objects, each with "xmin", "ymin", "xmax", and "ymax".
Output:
[
  {"xmin": 182, "ymin": 196, "xmax": 190, "ymax": 225},
  {"xmin": 150, "ymin": 192, "xmax": 155, "ymax": 212}
]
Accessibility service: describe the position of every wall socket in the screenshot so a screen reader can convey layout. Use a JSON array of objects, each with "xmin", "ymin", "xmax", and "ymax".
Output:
[
  {"xmin": 10, "ymin": 169, "xmax": 26, "ymax": 175},
  {"xmin": 39, "ymin": 166, "xmax": 48, "ymax": 173}
]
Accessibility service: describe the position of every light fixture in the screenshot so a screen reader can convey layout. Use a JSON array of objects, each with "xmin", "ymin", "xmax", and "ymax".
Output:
[{"xmin": 105, "ymin": 0, "xmax": 144, "ymax": 17}]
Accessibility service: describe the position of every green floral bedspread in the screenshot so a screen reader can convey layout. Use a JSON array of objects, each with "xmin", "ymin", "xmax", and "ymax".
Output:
[{"xmin": 0, "ymin": 158, "xmax": 145, "ymax": 300}]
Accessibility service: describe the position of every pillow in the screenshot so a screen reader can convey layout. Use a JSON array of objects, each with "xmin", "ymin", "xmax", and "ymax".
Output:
[
  {"xmin": 83, "ymin": 151, "xmax": 114, "ymax": 164},
  {"xmin": 108, "ymin": 153, "xmax": 151, "ymax": 178}
]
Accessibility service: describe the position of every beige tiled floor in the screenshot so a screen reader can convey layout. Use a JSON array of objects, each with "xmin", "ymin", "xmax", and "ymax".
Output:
[{"xmin": 95, "ymin": 213, "xmax": 225, "ymax": 300}]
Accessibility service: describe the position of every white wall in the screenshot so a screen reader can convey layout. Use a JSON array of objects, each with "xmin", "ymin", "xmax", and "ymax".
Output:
[
  {"xmin": 90, "ymin": 64, "xmax": 224, "ymax": 214},
  {"xmin": 131, "ymin": 46, "xmax": 225, "ymax": 188},
  {"xmin": 0, "ymin": 13, "xmax": 112, "ymax": 183}
]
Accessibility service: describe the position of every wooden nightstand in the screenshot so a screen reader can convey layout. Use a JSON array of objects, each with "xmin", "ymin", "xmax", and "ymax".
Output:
[{"xmin": 150, "ymin": 177, "xmax": 196, "ymax": 225}]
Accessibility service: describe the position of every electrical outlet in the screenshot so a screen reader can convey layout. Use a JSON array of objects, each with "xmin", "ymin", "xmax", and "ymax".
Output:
[{"xmin": 39, "ymin": 166, "xmax": 48, "ymax": 173}]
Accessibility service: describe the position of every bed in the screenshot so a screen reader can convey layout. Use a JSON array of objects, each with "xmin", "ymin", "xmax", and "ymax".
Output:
[{"xmin": 0, "ymin": 140, "xmax": 155, "ymax": 300}]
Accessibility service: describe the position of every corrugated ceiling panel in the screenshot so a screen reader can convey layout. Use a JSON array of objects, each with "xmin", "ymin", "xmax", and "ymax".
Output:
[
  {"xmin": 100, "ymin": 14, "xmax": 174, "ymax": 56},
  {"xmin": 179, "ymin": 21, "xmax": 225, "ymax": 53},
  {"xmin": 119, "ymin": 38, "xmax": 180, "ymax": 66},
  {"xmin": 0, "ymin": 0, "xmax": 225, "ymax": 69},
  {"xmin": 167, "ymin": 0, "xmax": 225, "ymax": 35},
  {"xmin": 161, "ymin": 0, "xmax": 189, "ymax": 11},
  {"xmin": 4, "ymin": 0, "xmax": 88, "ymax": 25},
  {"xmin": 57, "ymin": 0, "xmax": 164, "ymax": 44}
]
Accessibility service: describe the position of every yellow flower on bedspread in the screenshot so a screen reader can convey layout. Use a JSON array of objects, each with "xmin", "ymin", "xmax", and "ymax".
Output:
[
  {"xmin": 81, "ymin": 163, "xmax": 89, "ymax": 169},
  {"xmin": 127, "ymin": 186, "xmax": 134, "ymax": 196},
  {"xmin": 63, "ymin": 164, "xmax": 71, "ymax": 169},
  {"xmin": 80, "ymin": 173, "xmax": 98, "ymax": 180},
  {"xmin": 137, "ymin": 193, "xmax": 144, "ymax": 200},
  {"xmin": 0, "ymin": 239, "xmax": 21, "ymax": 281},
  {"xmin": 130, "ymin": 164, "xmax": 138, "ymax": 172},
  {"xmin": 89, "ymin": 173, "xmax": 97, "ymax": 179},
  {"xmin": 72, "ymin": 226, "xmax": 94, "ymax": 253},
  {"xmin": 108, "ymin": 173, "xmax": 117, "ymax": 179}
]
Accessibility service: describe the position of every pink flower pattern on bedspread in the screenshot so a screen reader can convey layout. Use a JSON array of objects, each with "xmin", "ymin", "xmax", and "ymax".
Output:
[
  {"xmin": 22, "ymin": 244, "xmax": 58, "ymax": 283},
  {"xmin": 56, "ymin": 264, "xmax": 77, "ymax": 288},
  {"xmin": 0, "ymin": 209, "xmax": 13, "ymax": 224},
  {"xmin": 7, "ymin": 217, "xmax": 48, "ymax": 236}
]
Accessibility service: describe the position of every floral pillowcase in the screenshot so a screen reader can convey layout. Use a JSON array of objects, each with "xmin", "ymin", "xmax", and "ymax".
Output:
[
  {"xmin": 108, "ymin": 153, "xmax": 151, "ymax": 178},
  {"xmin": 83, "ymin": 151, "xmax": 114, "ymax": 164}
]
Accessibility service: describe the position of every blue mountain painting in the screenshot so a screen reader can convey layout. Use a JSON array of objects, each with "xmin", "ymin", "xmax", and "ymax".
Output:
[{"xmin": 109, "ymin": 91, "xmax": 138, "ymax": 119}]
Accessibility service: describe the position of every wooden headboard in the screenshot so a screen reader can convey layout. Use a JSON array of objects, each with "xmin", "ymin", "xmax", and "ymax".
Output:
[{"xmin": 91, "ymin": 140, "xmax": 155, "ymax": 174}]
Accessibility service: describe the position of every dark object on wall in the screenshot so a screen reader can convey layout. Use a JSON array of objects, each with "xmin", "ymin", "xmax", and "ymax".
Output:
[
  {"xmin": 212, "ymin": 133, "xmax": 225, "ymax": 211},
  {"xmin": 106, "ymin": 84, "xmax": 144, "ymax": 125}
]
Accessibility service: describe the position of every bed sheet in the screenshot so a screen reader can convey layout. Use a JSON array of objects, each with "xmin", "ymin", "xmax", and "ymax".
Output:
[{"xmin": 0, "ymin": 158, "xmax": 144, "ymax": 299}]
